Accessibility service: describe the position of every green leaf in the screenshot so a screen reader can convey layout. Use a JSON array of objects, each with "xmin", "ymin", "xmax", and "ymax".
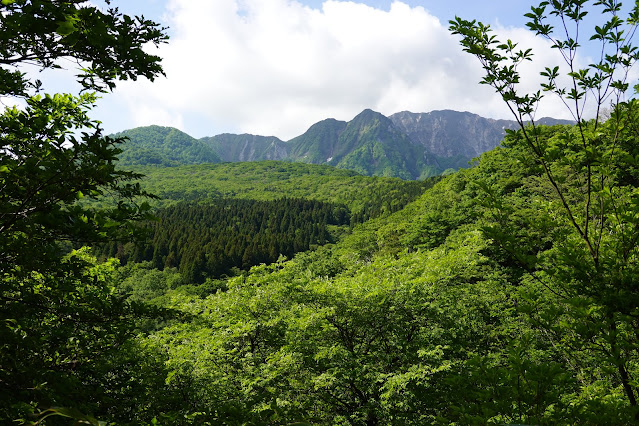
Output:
[{"xmin": 55, "ymin": 17, "xmax": 78, "ymax": 36}]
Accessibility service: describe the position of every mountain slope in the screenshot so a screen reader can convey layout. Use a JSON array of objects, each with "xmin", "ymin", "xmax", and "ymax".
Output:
[
  {"xmin": 287, "ymin": 118, "xmax": 348, "ymax": 164},
  {"xmin": 130, "ymin": 161, "xmax": 436, "ymax": 220},
  {"xmin": 115, "ymin": 110, "xmax": 573, "ymax": 179},
  {"xmin": 115, "ymin": 125, "xmax": 222, "ymax": 167},
  {"xmin": 326, "ymin": 109, "xmax": 432, "ymax": 179},
  {"xmin": 201, "ymin": 134, "xmax": 288, "ymax": 162},
  {"xmin": 390, "ymin": 110, "xmax": 574, "ymax": 169},
  {"xmin": 198, "ymin": 111, "xmax": 434, "ymax": 179},
  {"xmin": 390, "ymin": 110, "xmax": 513, "ymax": 158}
]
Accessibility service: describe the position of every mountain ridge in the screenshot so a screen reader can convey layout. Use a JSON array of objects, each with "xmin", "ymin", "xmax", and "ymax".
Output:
[
  {"xmin": 113, "ymin": 125, "xmax": 222, "ymax": 167},
  {"xmin": 116, "ymin": 110, "xmax": 573, "ymax": 179}
]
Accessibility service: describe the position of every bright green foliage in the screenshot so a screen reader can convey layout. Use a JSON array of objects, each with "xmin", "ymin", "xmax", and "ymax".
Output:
[
  {"xmin": 0, "ymin": 249, "xmax": 173, "ymax": 424},
  {"xmin": 451, "ymin": 0, "xmax": 639, "ymax": 417},
  {"xmin": 130, "ymin": 161, "xmax": 438, "ymax": 220},
  {"xmin": 145, "ymin": 229, "xmax": 513, "ymax": 424},
  {"xmin": 81, "ymin": 0, "xmax": 639, "ymax": 421},
  {"xmin": 137, "ymin": 127, "xmax": 639, "ymax": 423},
  {"xmin": 116, "ymin": 261, "xmax": 185, "ymax": 304},
  {"xmin": 6, "ymin": 0, "xmax": 639, "ymax": 423}
]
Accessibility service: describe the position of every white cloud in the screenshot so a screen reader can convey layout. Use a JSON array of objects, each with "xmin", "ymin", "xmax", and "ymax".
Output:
[{"xmin": 114, "ymin": 0, "xmax": 581, "ymax": 139}]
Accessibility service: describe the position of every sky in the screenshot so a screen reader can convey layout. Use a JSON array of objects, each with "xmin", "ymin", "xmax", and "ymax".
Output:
[{"xmin": 16, "ymin": 0, "xmax": 639, "ymax": 140}]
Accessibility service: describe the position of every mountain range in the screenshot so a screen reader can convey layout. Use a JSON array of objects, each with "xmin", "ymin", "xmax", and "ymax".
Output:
[{"xmin": 115, "ymin": 109, "xmax": 572, "ymax": 179}]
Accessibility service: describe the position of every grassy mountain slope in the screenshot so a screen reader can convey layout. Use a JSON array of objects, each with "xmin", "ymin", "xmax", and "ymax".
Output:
[
  {"xmin": 326, "ymin": 109, "xmax": 433, "ymax": 179},
  {"xmin": 114, "ymin": 125, "xmax": 221, "ymax": 166},
  {"xmin": 286, "ymin": 118, "xmax": 348, "ymax": 163}
]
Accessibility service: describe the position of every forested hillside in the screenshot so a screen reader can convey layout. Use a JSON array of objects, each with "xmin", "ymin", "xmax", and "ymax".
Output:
[
  {"xmin": 100, "ymin": 162, "xmax": 438, "ymax": 289},
  {"xmin": 99, "ymin": 198, "xmax": 350, "ymax": 284},
  {"xmin": 130, "ymin": 161, "xmax": 436, "ymax": 220},
  {"xmin": 113, "ymin": 125, "xmax": 222, "ymax": 166},
  {"xmin": 319, "ymin": 109, "xmax": 431, "ymax": 179},
  {"xmin": 110, "ymin": 115, "xmax": 639, "ymax": 424}
]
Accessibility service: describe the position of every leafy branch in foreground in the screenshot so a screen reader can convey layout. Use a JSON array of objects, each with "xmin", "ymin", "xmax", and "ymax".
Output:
[
  {"xmin": 0, "ymin": 93, "xmax": 155, "ymax": 276},
  {"xmin": 451, "ymin": 0, "xmax": 639, "ymax": 414},
  {"xmin": 1, "ymin": 0, "xmax": 168, "ymax": 423},
  {"xmin": 0, "ymin": 0, "xmax": 167, "ymax": 96}
]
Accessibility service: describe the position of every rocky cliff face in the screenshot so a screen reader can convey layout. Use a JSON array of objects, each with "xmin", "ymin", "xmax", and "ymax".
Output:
[
  {"xmin": 201, "ymin": 134, "xmax": 288, "ymax": 162},
  {"xmin": 390, "ymin": 110, "xmax": 573, "ymax": 159},
  {"xmin": 390, "ymin": 110, "xmax": 515, "ymax": 158}
]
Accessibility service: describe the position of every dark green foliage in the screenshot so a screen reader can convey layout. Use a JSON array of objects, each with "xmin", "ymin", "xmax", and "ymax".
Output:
[
  {"xmin": 1, "ymin": 0, "xmax": 169, "ymax": 423},
  {"xmin": 0, "ymin": 94, "xmax": 155, "ymax": 276},
  {"xmin": 103, "ymin": 198, "xmax": 351, "ymax": 282},
  {"xmin": 8, "ymin": 0, "xmax": 639, "ymax": 424},
  {"xmin": 0, "ymin": 251, "xmax": 177, "ymax": 424},
  {"xmin": 115, "ymin": 125, "xmax": 222, "ymax": 166}
]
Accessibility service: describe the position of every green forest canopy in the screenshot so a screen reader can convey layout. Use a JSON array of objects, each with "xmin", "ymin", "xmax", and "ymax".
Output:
[
  {"xmin": 130, "ymin": 161, "xmax": 436, "ymax": 216},
  {"xmin": 4, "ymin": 0, "xmax": 639, "ymax": 424},
  {"xmin": 114, "ymin": 117, "xmax": 639, "ymax": 424}
]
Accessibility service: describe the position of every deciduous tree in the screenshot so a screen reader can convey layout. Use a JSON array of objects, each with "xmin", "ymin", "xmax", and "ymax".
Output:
[
  {"xmin": 450, "ymin": 0, "xmax": 639, "ymax": 415},
  {"xmin": 0, "ymin": 0, "xmax": 167, "ymax": 422}
]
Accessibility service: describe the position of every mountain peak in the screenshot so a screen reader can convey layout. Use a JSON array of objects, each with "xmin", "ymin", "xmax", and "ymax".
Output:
[
  {"xmin": 114, "ymin": 126, "xmax": 222, "ymax": 167},
  {"xmin": 352, "ymin": 108, "xmax": 387, "ymax": 121}
]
